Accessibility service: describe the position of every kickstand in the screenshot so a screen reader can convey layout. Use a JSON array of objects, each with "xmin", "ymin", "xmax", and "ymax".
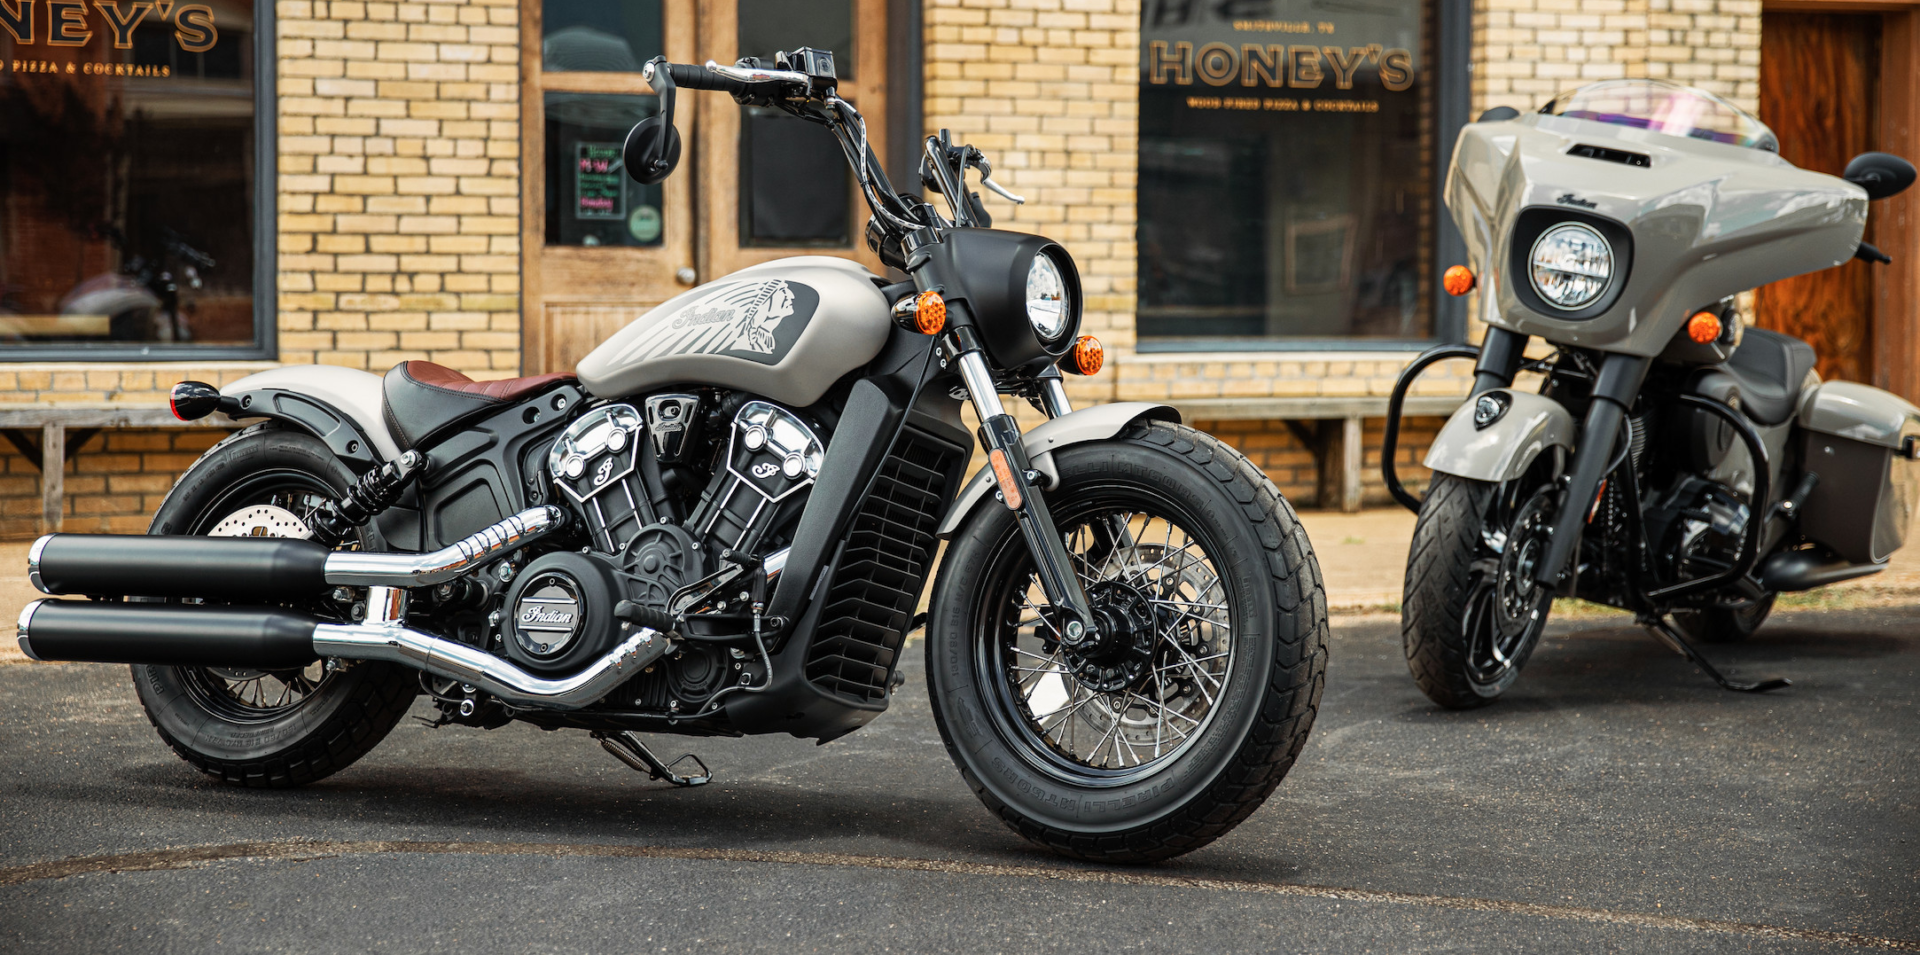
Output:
[
  {"xmin": 594, "ymin": 731, "xmax": 712, "ymax": 787},
  {"xmin": 1639, "ymin": 615, "xmax": 1791, "ymax": 693}
]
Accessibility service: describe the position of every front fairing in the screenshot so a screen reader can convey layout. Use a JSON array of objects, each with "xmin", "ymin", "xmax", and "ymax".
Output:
[{"xmin": 1448, "ymin": 113, "xmax": 1867, "ymax": 356}]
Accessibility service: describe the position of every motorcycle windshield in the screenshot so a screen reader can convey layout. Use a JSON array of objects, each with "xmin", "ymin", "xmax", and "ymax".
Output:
[{"xmin": 1543, "ymin": 79, "xmax": 1779, "ymax": 153}]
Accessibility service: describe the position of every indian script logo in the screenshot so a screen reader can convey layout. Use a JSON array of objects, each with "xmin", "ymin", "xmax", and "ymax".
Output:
[{"xmin": 628, "ymin": 278, "xmax": 809, "ymax": 364}]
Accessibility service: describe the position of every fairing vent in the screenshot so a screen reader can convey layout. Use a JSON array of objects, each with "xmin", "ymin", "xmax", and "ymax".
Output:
[
  {"xmin": 1567, "ymin": 143, "xmax": 1651, "ymax": 167},
  {"xmin": 805, "ymin": 428, "xmax": 962, "ymax": 703}
]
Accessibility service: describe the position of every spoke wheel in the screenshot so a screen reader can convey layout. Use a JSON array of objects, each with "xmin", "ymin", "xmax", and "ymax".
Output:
[
  {"xmin": 133, "ymin": 426, "xmax": 416, "ymax": 788},
  {"xmin": 928, "ymin": 420, "xmax": 1328, "ymax": 863},
  {"xmin": 983, "ymin": 506, "xmax": 1235, "ymax": 785},
  {"xmin": 175, "ymin": 470, "xmax": 343, "ymax": 723}
]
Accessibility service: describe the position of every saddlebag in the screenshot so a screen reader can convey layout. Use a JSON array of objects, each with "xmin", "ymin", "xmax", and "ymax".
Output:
[{"xmin": 1795, "ymin": 381, "xmax": 1920, "ymax": 564}]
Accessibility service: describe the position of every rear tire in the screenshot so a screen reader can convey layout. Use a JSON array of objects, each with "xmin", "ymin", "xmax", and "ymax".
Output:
[
  {"xmin": 133, "ymin": 426, "xmax": 416, "ymax": 788},
  {"xmin": 1671, "ymin": 595, "xmax": 1774, "ymax": 644},
  {"xmin": 926, "ymin": 421, "xmax": 1327, "ymax": 863}
]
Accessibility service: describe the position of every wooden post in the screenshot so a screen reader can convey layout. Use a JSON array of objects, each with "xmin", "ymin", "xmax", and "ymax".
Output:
[
  {"xmin": 1340, "ymin": 415, "xmax": 1364, "ymax": 513},
  {"xmin": 40, "ymin": 423, "xmax": 63, "ymax": 534}
]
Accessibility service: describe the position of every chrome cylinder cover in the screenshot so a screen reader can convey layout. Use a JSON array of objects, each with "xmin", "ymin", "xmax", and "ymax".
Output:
[
  {"xmin": 548, "ymin": 403, "xmax": 652, "ymax": 552},
  {"xmin": 696, "ymin": 400, "xmax": 824, "ymax": 554}
]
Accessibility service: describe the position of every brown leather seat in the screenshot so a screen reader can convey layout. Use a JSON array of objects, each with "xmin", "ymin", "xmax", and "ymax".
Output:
[{"xmin": 381, "ymin": 361, "xmax": 575, "ymax": 451}]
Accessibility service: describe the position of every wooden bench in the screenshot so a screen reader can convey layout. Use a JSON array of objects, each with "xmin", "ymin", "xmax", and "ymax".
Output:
[
  {"xmin": 0, "ymin": 404, "xmax": 213, "ymax": 534},
  {"xmin": 1164, "ymin": 395, "xmax": 1465, "ymax": 512}
]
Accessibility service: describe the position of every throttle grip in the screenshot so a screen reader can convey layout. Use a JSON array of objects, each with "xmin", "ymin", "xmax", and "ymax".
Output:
[{"xmin": 663, "ymin": 63, "xmax": 750, "ymax": 94}]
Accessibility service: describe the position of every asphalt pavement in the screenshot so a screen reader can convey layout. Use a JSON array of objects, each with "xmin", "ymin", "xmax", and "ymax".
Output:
[{"xmin": 2, "ymin": 608, "xmax": 1915, "ymax": 953}]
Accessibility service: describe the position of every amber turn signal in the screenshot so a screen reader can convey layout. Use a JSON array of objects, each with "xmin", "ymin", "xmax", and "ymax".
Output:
[
  {"xmin": 1442, "ymin": 265, "xmax": 1476, "ymax": 296},
  {"xmin": 1065, "ymin": 335, "xmax": 1104, "ymax": 375},
  {"xmin": 913, "ymin": 291, "xmax": 946, "ymax": 335},
  {"xmin": 1687, "ymin": 311, "xmax": 1722, "ymax": 344}
]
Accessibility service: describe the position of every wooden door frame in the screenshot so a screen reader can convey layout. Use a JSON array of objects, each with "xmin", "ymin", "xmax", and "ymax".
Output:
[
  {"xmin": 1764, "ymin": 0, "xmax": 1920, "ymax": 399},
  {"xmin": 519, "ymin": 0, "xmax": 701, "ymax": 375}
]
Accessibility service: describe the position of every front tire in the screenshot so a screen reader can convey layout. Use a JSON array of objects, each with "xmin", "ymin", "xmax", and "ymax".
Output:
[
  {"xmin": 926, "ymin": 421, "xmax": 1327, "ymax": 863},
  {"xmin": 1401, "ymin": 474, "xmax": 1553, "ymax": 709},
  {"xmin": 134, "ymin": 426, "xmax": 416, "ymax": 788}
]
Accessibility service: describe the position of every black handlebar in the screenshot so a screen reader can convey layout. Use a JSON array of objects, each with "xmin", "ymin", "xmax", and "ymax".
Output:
[{"xmin": 662, "ymin": 63, "xmax": 752, "ymax": 95}]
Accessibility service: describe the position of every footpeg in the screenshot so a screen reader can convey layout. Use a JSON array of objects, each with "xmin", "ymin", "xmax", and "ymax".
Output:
[
  {"xmin": 595, "ymin": 731, "xmax": 712, "ymax": 787},
  {"xmin": 1640, "ymin": 615, "xmax": 1791, "ymax": 693}
]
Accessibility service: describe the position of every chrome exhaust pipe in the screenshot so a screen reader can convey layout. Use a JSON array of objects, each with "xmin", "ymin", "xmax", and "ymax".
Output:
[
  {"xmin": 18, "ymin": 592, "xmax": 667, "ymax": 712},
  {"xmin": 30, "ymin": 506, "xmax": 567, "ymax": 599},
  {"xmin": 320, "ymin": 506, "xmax": 567, "ymax": 588},
  {"xmin": 310, "ymin": 621, "xmax": 666, "ymax": 710}
]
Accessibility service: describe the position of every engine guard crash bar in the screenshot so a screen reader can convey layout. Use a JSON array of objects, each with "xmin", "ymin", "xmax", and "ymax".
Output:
[
  {"xmin": 1382, "ymin": 343, "xmax": 1482, "ymax": 512},
  {"xmin": 1642, "ymin": 392, "xmax": 1770, "ymax": 603}
]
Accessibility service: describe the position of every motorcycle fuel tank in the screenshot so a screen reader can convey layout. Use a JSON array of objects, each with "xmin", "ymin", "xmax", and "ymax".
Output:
[
  {"xmin": 1448, "ymin": 113, "xmax": 1867, "ymax": 357},
  {"xmin": 576, "ymin": 256, "xmax": 892, "ymax": 408}
]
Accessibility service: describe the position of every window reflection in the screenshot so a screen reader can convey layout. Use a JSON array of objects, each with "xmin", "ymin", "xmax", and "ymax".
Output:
[
  {"xmin": 0, "ymin": 0, "xmax": 257, "ymax": 347},
  {"xmin": 543, "ymin": 0, "xmax": 662, "ymax": 73},
  {"xmin": 736, "ymin": 0, "xmax": 853, "ymax": 246}
]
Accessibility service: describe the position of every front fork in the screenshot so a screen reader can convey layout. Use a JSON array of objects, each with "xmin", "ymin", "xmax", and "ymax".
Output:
[{"xmin": 945, "ymin": 329, "xmax": 1102, "ymax": 647}]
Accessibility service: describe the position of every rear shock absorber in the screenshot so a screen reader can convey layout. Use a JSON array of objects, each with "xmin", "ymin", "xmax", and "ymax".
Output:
[{"xmin": 310, "ymin": 451, "xmax": 426, "ymax": 547}]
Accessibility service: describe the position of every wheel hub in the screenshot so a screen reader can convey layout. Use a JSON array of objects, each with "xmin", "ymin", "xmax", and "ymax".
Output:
[{"xmin": 1063, "ymin": 581, "xmax": 1158, "ymax": 692}]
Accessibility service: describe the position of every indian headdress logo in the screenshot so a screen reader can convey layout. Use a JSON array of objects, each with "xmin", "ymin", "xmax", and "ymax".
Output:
[{"xmin": 640, "ymin": 279, "xmax": 811, "ymax": 363}]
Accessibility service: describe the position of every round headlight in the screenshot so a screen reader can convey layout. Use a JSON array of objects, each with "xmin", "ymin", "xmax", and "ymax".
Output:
[
  {"xmin": 1025, "ymin": 253, "xmax": 1071, "ymax": 342},
  {"xmin": 1529, "ymin": 223, "xmax": 1613, "ymax": 310}
]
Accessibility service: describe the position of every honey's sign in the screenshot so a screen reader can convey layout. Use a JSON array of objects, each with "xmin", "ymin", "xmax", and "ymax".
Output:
[
  {"xmin": 0, "ymin": 0, "xmax": 218, "ymax": 54},
  {"xmin": 1143, "ymin": 0, "xmax": 1418, "ymax": 105}
]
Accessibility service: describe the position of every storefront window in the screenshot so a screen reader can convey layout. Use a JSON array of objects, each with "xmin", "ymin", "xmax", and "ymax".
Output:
[
  {"xmin": 1138, "ymin": 0, "xmax": 1434, "ymax": 346},
  {"xmin": 0, "ymin": 0, "xmax": 266, "ymax": 354}
]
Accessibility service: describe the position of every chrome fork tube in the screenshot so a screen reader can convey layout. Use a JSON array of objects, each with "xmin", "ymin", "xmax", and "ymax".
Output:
[{"xmin": 954, "ymin": 346, "xmax": 1099, "ymax": 645}]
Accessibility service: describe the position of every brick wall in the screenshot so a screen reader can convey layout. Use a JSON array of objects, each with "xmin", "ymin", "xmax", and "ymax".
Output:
[
  {"xmin": 0, "ymin": 430, "xmax": 234, "ymax": 538},
  {"xmin": 1476, "ymin": 0, "xmax": 1762, "ymax": 115},
  {"xmin": 1199, "ymin": 415, "xmax": 1445, "ymax": 508},
  {"xmin": 275, "ymin": 0, "xmax": 523, "ymax": 377},
  {"xmin": 922, "ymin": 0, "xmax": 1138, "ymax": 407}
]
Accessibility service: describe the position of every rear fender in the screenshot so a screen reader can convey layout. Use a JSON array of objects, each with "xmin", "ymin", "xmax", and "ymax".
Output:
[
  {"xmin": 1423, "ymin": 389, "xmax": 1573, "ymax": 484},
  {"xmin": 935, "ymin": 402, "xmax": 1180, "ymax": 538},
  {"xmin": 221, "ymin": 366, "xmax": 397, "ymax": 467}
]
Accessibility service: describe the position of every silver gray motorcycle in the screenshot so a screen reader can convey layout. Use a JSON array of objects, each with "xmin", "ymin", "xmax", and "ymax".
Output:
[
  {"xmin": 17, "ymin": 48, "xmax": 1327, "ymax": 863},
  {"xmin": 1384, "ymin": 79, "xmax": 1920, "ymax": 706}
]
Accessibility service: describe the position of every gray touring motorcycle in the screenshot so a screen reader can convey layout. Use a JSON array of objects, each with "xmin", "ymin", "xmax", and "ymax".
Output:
[
  {"xmin": 1384, "ymin": 79, "xmax": 1920, "ymax": 706},
  {"xmin": 16, "ymin": 49, "xmax": 1327, "ymax": 862}
]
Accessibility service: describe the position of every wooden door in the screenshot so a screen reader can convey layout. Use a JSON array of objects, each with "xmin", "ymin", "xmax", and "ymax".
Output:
[
  {"xmin": 522, "ymin": 0, "xmax": 886, "ymax": 375},
  {"xmin": 1757, "ymin": 13, "xmax": 1880, "ymax": 384}
]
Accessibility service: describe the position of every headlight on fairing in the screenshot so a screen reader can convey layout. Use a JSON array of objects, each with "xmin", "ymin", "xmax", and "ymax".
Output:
[
  {"xmin": 1026, "ymin": 252, "xmax": 1071, "ymax": 343},
  {"xmin": 1529, "ymin": 223, "xmax": 1613, "ymax": 310}
]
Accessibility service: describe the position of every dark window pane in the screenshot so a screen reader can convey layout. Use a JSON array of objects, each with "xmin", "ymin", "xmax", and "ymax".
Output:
[
  {"xmin": 546, "ymin": 93, "xmax": 665, "ymax": 247},
  {"xmin": 1138, "ymin": 0, "xmax": 1433, "ymax": 343},
  {"xmin": 544, "ymin": 0, "xmax": 662, "ymax": 73},
  {"xmin": 739, "ymin": 107, "xmax": 850, "ymax": 246},
  {"xmin": 0, "ymin": 3, "xmax": 256, "ymax": 348},
  {"xmin": 738, "ymin": 0, "xmax": 854, "ymax": 78}
]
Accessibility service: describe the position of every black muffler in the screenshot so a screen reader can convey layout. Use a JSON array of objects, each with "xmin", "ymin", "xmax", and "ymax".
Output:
[
  {"xmin": 30, "ymin": 533, "xmax": 331, "ymax": 601},
  {"xmin": 17, "ymin": 600, "xmax": 321, "ymax": 668}
]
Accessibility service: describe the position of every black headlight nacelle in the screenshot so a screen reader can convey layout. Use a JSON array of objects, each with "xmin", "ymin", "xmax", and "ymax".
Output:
[{"xmin": 917, "ymin": 228, "xmax": 1082, "ymax": 372}]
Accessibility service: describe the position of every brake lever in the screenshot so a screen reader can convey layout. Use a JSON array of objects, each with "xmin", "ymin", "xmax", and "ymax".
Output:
[{"xmin": 979, "ymin": 177, "xmax": 1025, "ymax": 204}]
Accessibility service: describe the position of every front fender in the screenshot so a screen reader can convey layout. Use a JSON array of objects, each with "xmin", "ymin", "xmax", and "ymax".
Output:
[
  {"xmin": 935, "ymin": 402, "xmax": 1180, "ymax": 538},
  {"xmin": 1423, "ymin": 389, "xmax": 1573, "ymax": 484}
]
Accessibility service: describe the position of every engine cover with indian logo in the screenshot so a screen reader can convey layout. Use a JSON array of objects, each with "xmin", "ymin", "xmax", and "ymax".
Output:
[{"xmin": 500, "ymin": 550, "xmax": 624, "ymax": 676}]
